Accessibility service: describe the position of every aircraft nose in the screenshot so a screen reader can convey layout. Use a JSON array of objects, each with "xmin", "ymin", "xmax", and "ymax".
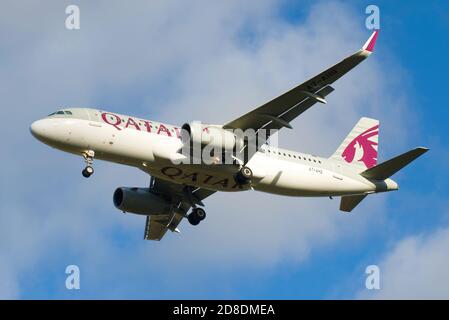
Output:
[{"xmin": 30, "ymin": 119, "xmax": 50, "ymax": 141}]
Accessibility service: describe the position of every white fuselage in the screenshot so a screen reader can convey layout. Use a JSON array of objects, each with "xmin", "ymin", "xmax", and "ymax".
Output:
[{"xmin": 30, "ymin": 108, "xmax": 397, "ymax": 197}]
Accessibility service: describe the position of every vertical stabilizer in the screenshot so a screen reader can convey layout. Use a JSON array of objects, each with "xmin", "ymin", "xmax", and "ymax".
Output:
[{"xmin": 331, "ymin": 117, "xmax": 379, "ymax": 170}]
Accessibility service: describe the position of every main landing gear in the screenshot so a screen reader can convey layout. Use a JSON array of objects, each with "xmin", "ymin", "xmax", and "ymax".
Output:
[
  {"xmin": 187, "ymin": 207, "xmax": 206, "ymax": 226},
  {"xmin": 184, "ymin": 185, "xmax": 207, "ymax": 226},
  {"xmin": 184, "ymin": 166, "xmax": 251, "ymax": 227},
  {"xmin": 234, "ymin": 166, "xmax": 253, "ymax": 185},
  {"xmin": 82, "ymin": 150, "xmax": 95, "ymax": 178}
]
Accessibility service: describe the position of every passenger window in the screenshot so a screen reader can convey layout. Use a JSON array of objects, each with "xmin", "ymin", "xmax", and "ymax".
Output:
[
  {"xmin": 64, "ymin": 111, "xmax": 73, "ymax": 115},
  {"xmin": 56, "ymin": 111, "xmax": 65, "ymax": 115}
]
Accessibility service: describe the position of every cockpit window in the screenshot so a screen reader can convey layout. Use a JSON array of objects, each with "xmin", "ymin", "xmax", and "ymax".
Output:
[{"xmin": 48, "ymin": 110, "xmax": 73, "ymax": 116}]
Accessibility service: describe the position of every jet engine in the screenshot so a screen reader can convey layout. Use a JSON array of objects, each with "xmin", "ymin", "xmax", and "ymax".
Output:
[
  {"xmin": 181, "ymin": 122, "xmax": 243, "ymax": 153},
  {"xmin": 113, "ymin": 187, "xmax": 171, "ymax": 215}
]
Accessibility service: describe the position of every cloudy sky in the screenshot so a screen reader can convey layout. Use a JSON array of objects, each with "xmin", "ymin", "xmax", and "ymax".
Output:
[{"xmin": 1, "ymin": 0, "xmax": 448, "ymax": 299}]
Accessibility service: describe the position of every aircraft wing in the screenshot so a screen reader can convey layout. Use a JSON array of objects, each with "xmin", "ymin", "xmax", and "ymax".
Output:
[
  {"xmin": 223, "ymin": 31, "xmax": 379, "ymax": 134},
  {"xmin": 144, "ymin": 177, "xmax": 216, "ymax": 241}
]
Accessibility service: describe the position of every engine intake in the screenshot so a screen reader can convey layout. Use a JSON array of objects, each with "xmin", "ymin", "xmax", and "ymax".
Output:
[{"xmin": 113, "ymin": 187, "xmax": 171, "ymax": 215}]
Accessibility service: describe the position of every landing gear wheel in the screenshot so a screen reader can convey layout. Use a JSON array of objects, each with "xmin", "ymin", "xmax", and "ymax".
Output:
[
  {"xmin": 187, "ymin": 207, "xmax": 207, "ymax": 225},
  {"xmin": 234, "ymin": 166, "xmax": 253, "ymax": 185},
  {"xmin": 193, "ymin": 207, "xmax": 206, "ymax": 221},
  {"xmin": 241, "ymin": 166, "xmax": 253, "ymax": 180},
  {"xmin": 82, "ymin": 166, "xmax": 94, "ymax": 178},
  {"xmin": 82, "ymin": 150, "xmax": 95, "ymax": 178},
  {"xmin": 187, "ymin": 213, "xmax": 201, "ymax": 226}
]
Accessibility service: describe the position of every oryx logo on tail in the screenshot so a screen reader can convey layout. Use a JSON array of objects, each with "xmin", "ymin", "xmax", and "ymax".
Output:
[{"xmin": 342, "ymin": 124, "xmax": 378, "ymax": 168}]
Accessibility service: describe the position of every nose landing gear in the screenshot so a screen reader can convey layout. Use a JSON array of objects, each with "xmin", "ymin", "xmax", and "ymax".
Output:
[
  {"xmin": 82, "ymin": 150, "xmax": 95, "ymax": 178},
  {"xmin": 82, "ymin": 166, "xmax": 94, "ymax": 178}
]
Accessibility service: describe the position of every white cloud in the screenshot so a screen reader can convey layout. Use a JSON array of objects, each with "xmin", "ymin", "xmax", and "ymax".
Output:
[
  {"xmin": 0, "ymin": 0, "xmax": 412, "ymax": 298},
  {"xmin": 357, "ymin": 226, "xmax": 449, "ymax": 299}
]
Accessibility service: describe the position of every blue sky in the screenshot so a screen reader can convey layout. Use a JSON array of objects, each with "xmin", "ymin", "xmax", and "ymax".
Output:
[{"xmin": 1, "ymin": 0, "xmax": 448, "ymax": 299}]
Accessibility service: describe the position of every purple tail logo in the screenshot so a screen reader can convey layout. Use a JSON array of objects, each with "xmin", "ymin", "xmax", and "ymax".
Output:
[{"xmin": 342, "ymin": 125, "xmax": 378, "ymax": 168}]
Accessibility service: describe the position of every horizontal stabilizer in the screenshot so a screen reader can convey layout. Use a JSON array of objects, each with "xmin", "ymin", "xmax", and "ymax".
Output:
[
  {"xmin": 340, "ymin": 194, "xmax": 367, "ymax": 212},
  {"xmin": 361, "ymin": 147, "xmax": 429, "ymax": 180}
]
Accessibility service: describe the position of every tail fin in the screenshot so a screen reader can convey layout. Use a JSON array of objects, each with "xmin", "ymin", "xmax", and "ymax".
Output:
[
  {"xmin": 331, "ymin": 117, "xmax": 379, "ymax": 170},
  {"xmin": 361, "ymin": 147, "xmax": 429, "ymax": 180}
]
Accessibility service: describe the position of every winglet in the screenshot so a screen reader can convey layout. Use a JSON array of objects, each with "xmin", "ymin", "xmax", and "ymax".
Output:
[{"xmin": 362, "ymin": 30, "xmax": 379, "ymax": 53}]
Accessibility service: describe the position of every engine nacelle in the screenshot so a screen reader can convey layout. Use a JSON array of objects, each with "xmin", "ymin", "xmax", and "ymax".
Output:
[
  {"xmin": 113, "ymin": 187, "xmax": 171, "ymax": 215},
  {"xmin": 181, "ymin": 122, "xmax": 242, "ymax": 152}
]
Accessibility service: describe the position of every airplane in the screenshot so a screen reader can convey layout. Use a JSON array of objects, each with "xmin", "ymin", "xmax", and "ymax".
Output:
[{"xmin": 30, "ymin": 30, "xmax": 428, "ymax": 240}]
